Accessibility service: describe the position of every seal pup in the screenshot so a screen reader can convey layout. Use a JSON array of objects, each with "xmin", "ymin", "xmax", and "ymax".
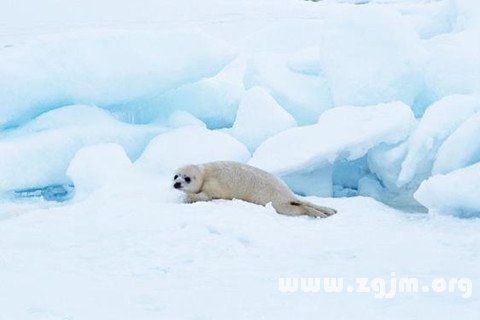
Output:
[{"xmin": 173, "ymin": 161, "xmax": 337, "ymax": 218}]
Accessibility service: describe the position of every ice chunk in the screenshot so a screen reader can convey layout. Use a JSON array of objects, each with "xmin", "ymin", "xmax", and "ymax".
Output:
[
  {"xmin": 250, "ymin": 102, "xmax": 415, "ymax": 197},
  {"xmin": 368, "ymin": 142, "xmax": 408, "ymax": 193},
  {"xmin": 250, "ymin": 101, "xmax": 415, "ymax": 175},
  {"xmin": 0, "ymin": 105, "xmax": 163, "ymax": 192},
  {"xmin": 135, "ymin": 126, "xmax": 250, "ymax": 174},
  {"xmin": 244, "ymin": 52, "xmax": 333, "ymax": 125},
  {"xmin": 397, "ymin": 94, "xmax": 480, "ymax": 187},
  {"xmin": 228, "ymin": 87, "xmax": 296, "ymax": 152},
  {"xmin": 151, "ymin": 56, "xmax": 246, "ymax": 129},
  {"xmin": 424, "ymin": 30, "xmax": 480, "ymax": 101},
  {"xmin": 316, "ymin": 5, "xmax": 426, "ymax": 108},
  {"xmin": 67, "ymin": 144, "xmax": 135, "ymax": 199},
  {"xmin": 433, "ymin": 113, "xmax": 480, "ymax": 175},
  {"xmin": 0, "ymin": 30, "xmax": 235, "ymax": 129},
  {"xmin": 415, "ymin": 163, "xmax": 480, "ymax": 218}
]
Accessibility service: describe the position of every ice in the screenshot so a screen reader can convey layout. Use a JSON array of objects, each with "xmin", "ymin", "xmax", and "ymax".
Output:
[
  {"xmin": 228, "ymin": 87, "xmax": 296, "ymax": 152},
  {"xmin": 250, "ymin": 101, "xmax": 415, "ymax": 175},
  {"xmin": 422, "ymin": 0, "xmax": 480, "ymax": 102},
  {"xmin": 315, "ymin": 5, "xmax": 426, "ymax": 109},
  {"xmin": 415, "ymin": 162, "xmax": 480, "ymax": 218},
  {"xmin": 397, "ymin": 94, "xmax": 480, "ymax": 188},
  {"xmin": 424, "ymin": 30, "xmax": 480, "ymax": 103},
  {"xmin": 433, "ymin": 113, "xmax": 480, "ymax": 175},
  {"xmin": 67, "ymin": 143, "xmax": 136, "ymax": 200},
  {"xmin": 368, "ymin": 142, "xmax": 408, "ymax": 193},
  {"xmin": 250, "ymin": 102, "xmax": 415, "ymax": 196},
  {"xmin": 244, "ymin": 52, "xmax": 332, "ymax": 125},
  {"xmin": 2, "ymin": 0, "xmax": 480, "ymax": 318},
  {"xmin": 0, "ymin": 30, "xmax": 235, "ymax": 129},
  {"xmin": 135, "ymin": 126, "xmax": 250, "ymax": 175},
  {"xmin": 389, "ymin": 0, "xmax": 456, "ymax": 39},
  {"xmin": 287, "ymin": 46, "xmax": 322, "ymax": 76},
  {"xmin": 2, "ymin": 188, "xmax": 480, "ymax": 319},
  {"xmin": 166, "ymin": 111, "xmax": 206, "ymax": 129},
  {"xmin": 0, "ymin": 105, "xmax": 163, "ymax": 192},
  {"xmin": 150, "ymin": 56, "xmax": 246, "ymax": 129}
]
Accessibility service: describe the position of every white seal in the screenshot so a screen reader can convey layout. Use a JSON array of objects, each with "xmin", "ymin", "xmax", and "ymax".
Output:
[{"xmin": 173, "ymin": 161, "xmax": 337, "ymax": 218}]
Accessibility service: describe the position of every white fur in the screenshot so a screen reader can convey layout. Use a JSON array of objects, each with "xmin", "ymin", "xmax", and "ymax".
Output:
[{"xmin": 173, "ymin": 161, "xmax": 337, "ymax": 218}]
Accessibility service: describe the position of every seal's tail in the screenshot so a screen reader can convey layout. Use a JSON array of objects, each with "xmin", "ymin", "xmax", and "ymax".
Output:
[{"xmin": 289, "ymin": 200, "xmax": 337, "ymax": 218}]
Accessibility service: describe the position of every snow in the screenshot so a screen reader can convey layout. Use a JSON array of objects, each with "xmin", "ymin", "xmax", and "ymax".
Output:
[
  {"xmin": 135, "ymin": 126, "xmax": 251, "ymax": 175},
  {"xmin": 0, "ymin": 105, "xmax": 163, "ymax": 192},
  {"xmin": 228, "ymin": 87, "xmax": 297, "ymax": 152},
  {"xmin": 415, "ymin": 163, "xmax": 480, "ymax": 218},
  {"xmin": 1, "ymin": 188, "xmax": 479, "ymax": 319},
  {"xmin": 67, "ymin": 143, "xmax": 136, "ymax": 200},
  {"xmin": 1, "ymin": 0, "xmax": 480, "ymax": 318}
]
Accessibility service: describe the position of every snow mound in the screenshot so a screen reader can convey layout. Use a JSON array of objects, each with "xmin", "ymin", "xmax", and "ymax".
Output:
[
  {"xmin": 229, "ymin": 87, "xmax": 296, "ymax": 152},
  {"xmin": 135, "ymin": 126, "xmax": 250, "ymax": 174},
  {"xmin": 250, "ymin": 101, "xmax": 415, "ymax": 175},
  {"xmin": 415, "ymin": 163, "xmax": 480, "ymax": 218},
  {"xmin": 0, "ymin": 105, "xmax": 163, "ymax": 192},
  {"xmin": 67, "ymin": 144, "xmax": 135, "ymax": 199},
  {"xmin": 397, "ymin": 94, "xmax": 480, "ymax": 187},
  {"xmin": 433, "ymin": 113, "xmax": 480, "ymax": 175},
  {"xmin": 0, "ymin": 30, "xmax": 235, "ymax": 128}
]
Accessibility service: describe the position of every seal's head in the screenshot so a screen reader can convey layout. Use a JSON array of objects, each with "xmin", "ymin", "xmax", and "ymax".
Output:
[{"xmin": 172, "ymin": 164, "xmax": 203, "ymax": 194}]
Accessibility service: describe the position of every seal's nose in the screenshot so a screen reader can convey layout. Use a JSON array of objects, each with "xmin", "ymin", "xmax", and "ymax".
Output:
[{"xmin": 174, "ymin": 182, "xmax": 182, "ymax": 189}]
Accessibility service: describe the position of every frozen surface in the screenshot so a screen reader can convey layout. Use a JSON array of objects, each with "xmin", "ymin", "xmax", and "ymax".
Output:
[
  {"xmin": 1, "ymin": 0, "xmax": 480, "ymax": 318},
  {"xmin": 1, "ymin": 186, "xmax": 479, "ymax": 319},
  {"xmin": 135, "ymin": 126, "xmax": 250, "ymax": 175},
  {"xmin": 415, "ymin": 163, "xmax": 480, "ymax": 218},
  {"xmin": 228, "ymin": 87, "xmax": 296, "ymax": 152}
]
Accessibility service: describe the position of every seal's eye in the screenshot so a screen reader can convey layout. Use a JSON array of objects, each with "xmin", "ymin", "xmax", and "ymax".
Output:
[
  {"xmin": 174, "ymin": 175, "xmax": 178, "ymax": 180},
  {"xmin": 185, "ymin": 177, "xmax": 191, "ymax": 183}
]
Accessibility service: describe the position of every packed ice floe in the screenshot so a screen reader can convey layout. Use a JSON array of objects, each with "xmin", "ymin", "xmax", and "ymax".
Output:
[
  {"xmin": 0, "ymin": 0, "xmax": 479, "ymax": 220},
  {"xmin": 2, "ymin": 1, "xmax": 480, "ymax": 319}
]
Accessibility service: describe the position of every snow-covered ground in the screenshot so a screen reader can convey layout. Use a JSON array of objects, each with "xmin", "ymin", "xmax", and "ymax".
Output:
[
  {"xmin": 1, "ymin": 179, "xmax": 480, "ymax": 319},
  {"xmin": 1, "ymin": 0, "xmax": 480, "ymax": 318}
]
